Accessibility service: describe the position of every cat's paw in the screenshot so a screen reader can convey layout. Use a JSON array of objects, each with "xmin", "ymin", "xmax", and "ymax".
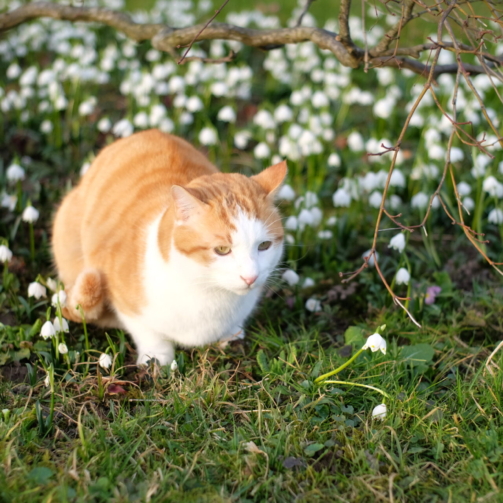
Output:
[
  {"xmin": 218, "ymin": 327, "xmax": 245, "ymax": 348},
  {"xmin": 136, "ymin": 346, "xmax": 175, "ymax": 367}
]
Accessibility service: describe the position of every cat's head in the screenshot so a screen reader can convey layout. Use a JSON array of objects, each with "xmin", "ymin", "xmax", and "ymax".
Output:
[{"xmin": 169, "ymin": 161, "xmax": 287, "ymax": 294}]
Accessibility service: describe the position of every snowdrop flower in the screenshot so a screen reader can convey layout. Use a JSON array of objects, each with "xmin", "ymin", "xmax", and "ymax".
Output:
[
  {"xmin": 282, "ymin": 269, "xmax": 300, "ymax": 286},
  {"xmin": 210, "ymin": 81, "xmax": 228, "ymax": 97},
  {"xmin": 44, "ymin": 374, "xmax": 50, "ymax": 387},
  {"xmin": 40, "ymin": 320, "xmax": 56, "ymax": 340},
  {"xmin": 186, "ymin": 96, "xmax": 204, "ymax": 113},
  {"xmin": 217, "ymin": 105, "xmax": 236, "ymax": 122},
  {"xmin": 99, "ymin": 353, "xmax": 112, "ymax": 370},
  {"xmin": 362, "ymin": 249, "xmax": 378, "ymax": 267},
  {"xmin": 390, "ymin": 169, "xmax": 406, "ymax": 188},
  {"xmin": 170, "ymin": 359, "xmax": 178, "ymax": 371},
  {"xmin": 28, "ymin": 282, "xmax": 46, "ymax": 299},
  {"xmin": 472, "ymin": 154, "xmax": 491, "ymax": 178},
  {"xmin": 395, "ymin": 267, "xmax": 410, "ymax": 285},
  {"xmin": 0, "ymin": 245, "xmax": 13, "ymax": 263},
  {"xmin": 22, "ymin": 205, "xmax": 39, "ymax": 223},
  {"xmin": 328, "ymin": 153, "xmax": 341, "ymax": 168},
  {"xmin": 285, "ymin": 215, "xmax": 298, "ymax": 231},
  {"xmin": 305, "ymin": 298, "xmax": 322, "ymax": 312},
  {"xmin": 326, "ymin": 216, "xmax": 337, "ymax": 226},
  {"xmin": 78, "ymin": 98, "xmax": 97, "ymax": 116},
  {"xmin": 40, "ymin": 120, "xmax": 53, "ymax": 134},
  {"xmin": 488, "ymin": 208, "xmax": 503, "ymax": 224},
  {"xmin": 372, "ymin": 403, "xmax": 387, "ymax": 420},
  {"xmin": 254, "ymin": 142, "xmax": 270, "ymax": 159},
  {"xmin": 199, "ymin": 127, "xmax": 218, "ymax": 146},
  {"xmin": 362, "ymin": 333, "xmax": 387, "ymax": 354},
  {"xmin": 483, "ymin": 176, "xmax": 503, "ymax": 198},
  {"xmin": 310, "ymin": 207, "xmax": 323, "ymax": 226},
  {"xmin": 463, "ymin": 197, "xmax": 475, "ymax": 212},
  {"xmin": 97, "ymin": 117, "xmax": 112, "ymax": 133},
  {"xmin": 389, "ymin": 195, "xmax": 402, "ymax": 210},
  {"xmin": 133, "ymin": 111, "xmax": 149, "ymax": 128},
  {"xmin": 388, "ymin": 233, "xmax": 406, "ymax": 253},
  {"xmin": 411, "ymin": 192, "xmax": 429, "ymax": 210},
  {"xmin": 112, "ymin": 119, "xmax": 134, "ymax": 138},
  {"xmin": 274, "ymin": 104, "xmax": 293, "ymax": 123},
  {"xmin": 159, "ymin": 117, "xmax": 175, "ymax": 133},
  {"xmin": 450, "ymin": 147, "xmax": 464, "ymax": 162},
  {"xmin": 253, "ymin": 110, "xmax": 276, "ymax": 130},
  {"xmin": 277, "ymin": 184, "xmax": 295, "ymax": 201},
  {"xmin": 1, "ymin": 194, "xmax": 17, "ymax": 211},
  {"xmin": 312, "ymin": 90, "xmax": 329, "ymax": 108},
  {"xmin": 46, "ymin": 278, "xmax": 58, "ymax": 292},
  {"xmin": 58, "ymin": 343, "xmax": 68, "ymax": 354},
  {"xmin": 318, "ymin": 230, "xmax": 333, "ymax": 239},
  {"xmin": 234, "ymin": 131, "xmax": 251, "ymax": 149},
  {"xmin": 347, "ymin": 131, "xmax": 364, "ymax": 152},
  {"xmin": 332, "ymin": 188, "xmax": 351, "ymax": 207},
  {"xmin": 53, "ymin": 317, "xmax": 69, "ymax": 333},
  {"xmin": 373, "ymin": 97, "xmax": 394, "ymax": 119},
  {"xmin": 6, "ymin": 163, "xmax": 25, "ymax": 182},
  {"xmin": 369, "ymin": 191, "xmax": 382, "ymax": 208},
  {"xmin": 457, "ymin": 181, "xmax": 471, "ymax": 196},
  {"xmin": 6, "ymin": 62, "xmax": 21, "ymax": 79},
  {"xmin": 303, "ymin": 277, "xmax": 315, "ymax": 288},
  {"xmin": 51, "ymin": 290, "xmax": 67, "ymax": 308},
  {"xmin": 298, "ymin": 209, "xmax": 314, "ymax": 228}
]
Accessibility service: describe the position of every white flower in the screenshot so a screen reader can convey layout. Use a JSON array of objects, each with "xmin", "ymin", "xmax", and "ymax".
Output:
[
  {"xmin": 373, "ymin": 97, "xmax": 394, "ymax": 119},
  {"xmin": 369, "ymin": 191, "xmax": 382, "ymax": 208},
  {"xmin": 99, "ymin": 353, "xmax": 112, "ymax": 370},
  {"xmin": 362, "ymin": 333, "xmax": 387, "ymax": 354},
  {"xmin": 388, "ymin": 233, "xmax": 406, "ymax": 253},
  {"xmin": 170, "ymin": 359, "xmax": 178, "ymax": 371},
  {"xmin": 285, "ymin": 216, "xmax": 298, "ymax": 231},
  {"xmin": 457, "ymin": 181, "xmax": 471, "ymax": 196},
  {"xmin": 277, "ymin": 184, "xmax": 296, "ymax": 201},
  {"xmin": 362, "ymin": 249, "xmax": 378, "ymax": 267},
  {"xmin": 310, "ymin": 207, "xmax": 323, "ymax": 226},
  {"xmin": 112, "ymin": 119, "xmax": 134, "ymax": 138},
  {"xmin": 450, "ymin": 147, "xmax": 464, "ymax": 162},
  {"xmin": 40, "ymin": 120, "xmax": 53, "ymax": 134},
  {"xmin": 210, "ymin": 81, "xmax": 228, "ymax": 97},
  {"xmin": 488, "ymin": 208, "xmax": 503, "ymax": 224},
  {"xmin": 302, "ymin": 277, "xmax": 315, "ymax": 288},
  {"xmin": 389, "ymin": 169, "xmax": 406, "ymax": 188},
  {"xmin": 411, "ymin": 192, "xmax": 429, "ymax": 210},
  {"xmin": 186, "ymin": 96, "xmax": 204, "ymax": 113},
  {"xmin": 28, "ymin": 282, "xmax": 46, "ymax": 299},
  {"xmin": 0, "ymin": 245, "xmax": 13, "ymax": 263},
  {"xmin": 44, "ymin": 374, "xmax": 50, "ymax": 387},
  {"xmin": 217, "ymin": 106, "xmax": 236, "ymax": 122},
  {"xmin": 332, "ymin": 188, "xmax": 351, "ymax": 207},
  {"xmin": 483, "ymin": 176, "xmax": 503, "ymax": 198},
  {"xmin": 305, "ymin": 298, "xmax": 322, "ymax": 312},
  {"xmin": 46, "ymin": 278, "xmax": 58, "ymax": 292},
  {"xmin": 312, "ymin": 90, "xmax": 329, "ymax": 108},
  {"xmin": 133, "ymin": 111, "xmax": 149, "ymax": 128},
  {"xmin": 58, "ymin": 343, "xmax": 68, "ymax": 354},
  {"xmin": 395, "ymin": 267, "xmax": 410, "ymax": 285},
  {"xmin": 282, "ymin": 269, "xmax": 300, "ymax": 286},
  {"xmin": 51, "ymin": 290, "xmax": 67, "ymax": 308},
  {"xmin": 253, "ymin": 110, "xmax": 276, "ymax": 129},
  {"xmin": 254, "ymin": 142, "xmax": 270, "ymax": 159},
  {"xmin": 53, "ymin": 317, "xmax": 69, "ymax": 333},
  {"xmin": 199, "ymin": 127, "xmax": 218, "ymax": 146},
  {"xmin": 1, "ymin": 193, "xmax": 17, "ymax": 211},
  {"xmin": 318, "ymin": 230, "xmax": 333, "ymax": 239},
  {"xmin": 6, "ymin": 62, "xmax": 21, "ymax": 79},
  {"xmin": 463, "ymin": 197, "xmax": 475, "ymax": 212},
  {"xmin": 97, "ymin": 117, "xmax": 112, "ymax": 133},
  {"xmin": 78, "ymin": 98, "xmax": 96, "ymax": 116},
  {"xmin": 347, "ymin": 131, "xmax": 364, "ymax": 152},
  {"xmin": 326, "ymin": 216, "xmax": 337, "ymax": 226},
  {"xmin": 234, "ymin": 131, "xmax": 251, "ymax": 149},
  {"xmin": 22, "ymin": 205, "xmax": 39, "ymax": 223},
  {"xmin": 372, "ymin": 403, "xmax": 387, "ymax": 420},
  {"xmin": 40, "ymin": 320, "xmax": 56, "ymax": 340},
  {"xmin": 6, "ymin": 164, "xmax": 25, "ymax": 182},
  {"xmin": 328, "ymin": 153, "xmax": 341, "ymax": 168},
  {"xmin": 274, "ymin": 104, "xmax": 293, "ymax": 123},
  {"xmin": 389, "ymin": 195, "xmax": 402, "ymax": 210}
]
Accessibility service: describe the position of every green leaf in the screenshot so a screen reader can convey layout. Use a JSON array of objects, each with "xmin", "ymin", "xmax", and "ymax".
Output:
[
  {"xmin": 344, "ymin": 326, "xmax": 365, "ymax": 347},
  {"xmin": 400, "ymin": 344, "xmax": 435, "ymax": 367},
  {"xmin": 304, "ymin": 443, "xmax": 324, "ymax": 456},
  {"xmin": 28, "ymin": 467, "xmax": 54, "ymax": 485},
  {"xmin": 256, "ymin": 349, "xmax": 270, "ymax": 373}
]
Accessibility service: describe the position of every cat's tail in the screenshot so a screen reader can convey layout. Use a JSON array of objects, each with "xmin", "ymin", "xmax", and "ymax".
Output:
[{"xmin": 62, "ymin": 268, "xmax": 106, "ymax": 323}]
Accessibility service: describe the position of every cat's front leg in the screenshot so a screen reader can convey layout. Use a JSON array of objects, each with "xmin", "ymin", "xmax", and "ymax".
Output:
[
  {"xmin": 135, "ymin": 337, "xmax": 175, "ymax": 366},
  {"xmin": 218, "ymin": 327, "xmax": 245, "ymax": 348}
]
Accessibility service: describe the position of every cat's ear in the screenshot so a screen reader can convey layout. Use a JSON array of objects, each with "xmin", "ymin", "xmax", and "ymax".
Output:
[
  {"xmin": 171, "ymin": 186, "xmax": 205, "ymax": 222},
  {"xmin": 252, "ymin": 160, "xmax": 288, "ymax": 196}
]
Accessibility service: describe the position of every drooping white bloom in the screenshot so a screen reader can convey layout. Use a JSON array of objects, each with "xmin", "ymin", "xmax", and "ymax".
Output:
[
  {"xmin": 312, "ymin": 90, "xmax": 329, "ymax": 108},
  {"xmin": 362, "ymin": 333, "xmax": 387, "ymax": 354},
  {"xmin": 40, "ymin": 120, "xmax": 53, "ymax": 134},
  {"xmin": 318, "ymin": 230, "xmax": 333, "ymax": 239},
  {"xmin": 463, "ymin": 197, "xmax": 475, "ymax": 212},
  {"xmin": 372, "ymin": 403, "xmax": 387, "ymax": 420},
  {"xmin": 310, "ymin": 207, "xmax": 323, "ymax": 226},
  {"xmin": 6, "ymin": 164, "xmax": 25, "ymax": 182},
  {"xmin": 302, "ymin": 277, "xmax": 315, "ymax": 289},
  {"xmin": 450, "ymin": 147, "xmax": 464, "ymax": 162},
  {"xmin": 326, "ymin": 216, "xmax": 337, "ymax": 226},
  {"xmin": 347, "ymin": 131, "xmax": 364, "ymax": 152},
  {"xmin": 112, "ymin": 118, "xmax": 134, "ymax": 138},
  {"xmin": 253, "ymin": 110, "xmax": 276, "ymax": 130},
  {"xmin": 298, "ymin": 209, "xmax": 314, "ymax": 228},
  {"xmin": 53, "ymin": 317, "xmax": 69, "ymax": 333},
  {"xmin": 22, "ymin": 205, "xmax": 39, "ymax": 223},
  {"xmin": 254, "ymin": 142, "xmax": 271, "ymax": 159},
  {"xmin": 44, "ymin": 374, "xmax": 50, "ymax": 387},
  {"xmin": 282, "ymin": 269, "xmax": 300, "ymax": 286},
  {"xmin": 170, "ymin": 359, "xmax": 178, "ymax": 371},
  {"xmin": 58, "ymin": 343, "xmax": 68, "ymax": 354},
  {"xmin": 78, "ymin": 97, "xmax": 97, "ymax": 116},
  {"xmin": 6, "ymin": 63, "xmax": 21, "ymax": 79},
  {"xmin": 388, "ymin": 233, "xmax": 406, "ymax": 253},
  {"xmin": 373, "ymin": 96, "xmax": 394, "ymax": 119},
  {"xmin": 46, "ymin": 278, "xmax": 58, "ymax": 292},
  {"xmin": 284, "ymin": 215, "xmax": 298, "ymax": 231},
  {"xmin": 51, "ymin": 290, "xmax": 67, "ymax": 308},
  {"xmin": 217, "ymin": 105, "xmax": 236, "ymax": 122},
  {"xmin": 488, "ymin": 208, "xmax": 503, "ymax": 224},
  {"xmin": 133, "ymin": 111, "xmax": 149, "ymax": 128},
  {"xmin": 411, "ymin": 192, "xmax": 429, "ymax": 210},
  {"xmin": 483, "ymin": 176, "xmax": 503, "ymax": 198},
  {"xmin": 1, "ymin": 194, "xmax": 17, "ymax": 211},
  {"xmin": 457, "ymin": 181, "xmax": 471, "ymax": 196},
  {"xmin": 328, "ymin": 153, "xmax": 341, "ymax": 168},
  {"xmin": 389, "ymin": 169, "xmax": 406, "ymax": 188},
  {"xmin": 234, "ymin": 131, "xmax": 251, "ymax": 149},
  {"xmin": 274, "ymin": 104, "xmax": 293, "ymax": 123},
  {"xmin": 199, "ymin": 127, "xmax": 218, "ymax": 146},
  {"xmin": 97, "ymin": 117, "xmax": 112, "ymax": 133},
  {"xmin": 40, "ymin": 320, "xmax": 56, "ymax": 340},
  {"xmin": 369, "ymin": 191, "xmax": 382, "ymax": 209},
  {"xmin": 210, "ymin": 81, "xmax": 228, "ymax": 97},
  {"xmin": 395, "ymin": 267, "xmax": 410, "ymax": 285},
  {"xmin": 186, "ymin": 96, "xmax": 204, "ymax": 113},
  {"xmin": 389, "ymin": 195, "xmax": 402, "ymax": 210},
  {"xmin": 0, "ymin": 245, "xmax": 13, "ymax": 263},
  {"xmin": 28, "ymin": 282, "xmax": 46, "ymax": 299},
  {"xmin": 305, "ymin": 298, "xmax": 322, "ymax": 312},
  {"xmin": 277, "ymin": 184, "xmax": 296, "ymax": 201},
  {"xmin": 99, "ymin": 353, "xmax": 112, "ymax": 370},
  {"xmin": 362, "ymin": 249, "xmax": 378, "ymax": 267},
  {"xmin": 332, "ymin": 188, "xmax": 351, "ymax": 207}
]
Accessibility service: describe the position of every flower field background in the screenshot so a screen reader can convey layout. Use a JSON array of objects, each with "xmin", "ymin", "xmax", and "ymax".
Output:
[{"xmin": 1, "ymin": 0, "xmax": 503, "ymax": 501}]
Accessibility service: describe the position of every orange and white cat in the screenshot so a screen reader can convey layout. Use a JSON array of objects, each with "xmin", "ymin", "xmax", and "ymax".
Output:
[{"xmin": 52, "ymin": 129, "xmax": 286, "ymax": 365}]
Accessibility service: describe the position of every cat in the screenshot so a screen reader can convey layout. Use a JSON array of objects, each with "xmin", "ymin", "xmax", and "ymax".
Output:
[{"xmin": 52, "ymin": 129, "xmax": 286, "ymax": 366}]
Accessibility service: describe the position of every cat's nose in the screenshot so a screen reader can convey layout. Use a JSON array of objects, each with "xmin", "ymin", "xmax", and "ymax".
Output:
[{"xmin": 240, "ymin": 275, "xmax": 258, "ymax": 286}]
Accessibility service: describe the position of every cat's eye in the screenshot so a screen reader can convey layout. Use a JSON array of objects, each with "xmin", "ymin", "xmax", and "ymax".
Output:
[
  {"xmin": 215, "ymin": 246, "xmax": 232, "ymax": 256},
  {"xmin": 258, "ymin": 241, "xmax": 272, "ymax": 251}
]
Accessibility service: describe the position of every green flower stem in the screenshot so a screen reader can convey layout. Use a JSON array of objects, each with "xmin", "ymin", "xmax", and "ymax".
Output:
[
  {"xmin": 77, "ymin": 305, "xmax": 90, "ymax": 378},
  {"xmin": 314, "ymin": 347, "xmax": 365, "ymax": 383},
  {"xmin": 321, "ymin": 380, "xmax": 390, "ymax": 399},
  {"xmin": 29, "ymin": 222, "xmax": 35, "ymax": 262}
]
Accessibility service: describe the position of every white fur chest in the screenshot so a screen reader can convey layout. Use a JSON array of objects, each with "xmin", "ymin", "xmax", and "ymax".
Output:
[{"xmin": 119, "ymin": 215, "xmax": 262, "ymax": 347}]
